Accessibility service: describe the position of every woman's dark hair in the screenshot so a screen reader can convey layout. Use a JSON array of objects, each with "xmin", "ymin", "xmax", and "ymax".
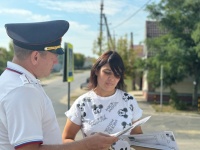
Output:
[{"xmin": 89, "ymin": 50, "xmax": 125, "ymax": 90}]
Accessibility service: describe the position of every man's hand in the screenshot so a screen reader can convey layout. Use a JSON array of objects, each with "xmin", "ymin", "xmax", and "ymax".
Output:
[{"xmin": 81, "ymin": 132, "xmax": 118, "ymax": 150}]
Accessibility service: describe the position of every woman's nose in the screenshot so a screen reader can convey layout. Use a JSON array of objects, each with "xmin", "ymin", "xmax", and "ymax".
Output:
[{"xmin": 108, "ymin": 73, "xmax": 115, "ymax": 80}]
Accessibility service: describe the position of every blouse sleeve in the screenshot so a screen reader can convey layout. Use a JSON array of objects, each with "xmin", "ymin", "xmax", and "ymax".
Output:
[
  {"xmin": 130, "ymin": 95, "xmax": 143, "ymax": 122},
  {"xmin": 65, "ymin": 96, "xmax": 83, "ymax": 125}
]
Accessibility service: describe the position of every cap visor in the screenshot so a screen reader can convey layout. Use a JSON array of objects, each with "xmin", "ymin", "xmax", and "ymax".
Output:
[{"xmin": 49, "ymin": 48, "xmax": 64, "ymax": 55}]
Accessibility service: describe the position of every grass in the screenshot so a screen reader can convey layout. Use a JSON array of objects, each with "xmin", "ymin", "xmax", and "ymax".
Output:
[
  {"xmin": 152, "ymin": 103, "xmax": 180, "ymax": 113},
  {"xmin": 71, "ymin": 95, "xmax": 80, "ymax": 102},
  {"xmin": 151, "ymin": 102, "xmax": 200, "ymax": 114},
  {"xmin": 40, "ymin": 72, "xmax": 61, "ymax": 82}
]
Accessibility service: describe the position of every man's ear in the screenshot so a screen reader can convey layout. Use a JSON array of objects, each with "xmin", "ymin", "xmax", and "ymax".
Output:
[{"xmin": 30, "ymin": 51, "xmax": 40, "ymax": 65}]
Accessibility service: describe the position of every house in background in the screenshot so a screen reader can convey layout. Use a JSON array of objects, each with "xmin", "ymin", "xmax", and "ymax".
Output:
[
  {"xmin": 133, "ymin": 44, "xmax": 145, "ymax": 90},
  {"xmin": 142, "ymin": 21, "xmax": 196, "ymax": 104},
  {"xmin": 83, "ymin": 56, "xmax": 94, "ymax": 69}
]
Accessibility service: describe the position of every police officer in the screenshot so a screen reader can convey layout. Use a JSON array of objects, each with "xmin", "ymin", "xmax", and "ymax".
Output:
[{"xmin": 0, "ymin": 20, "xmax": 117, "ymax": 150}]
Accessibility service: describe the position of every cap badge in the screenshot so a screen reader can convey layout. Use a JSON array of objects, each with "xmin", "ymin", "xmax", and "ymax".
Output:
[{"xmin": 44, "ymin": 45, "xmax": 61, "ymax": 51}]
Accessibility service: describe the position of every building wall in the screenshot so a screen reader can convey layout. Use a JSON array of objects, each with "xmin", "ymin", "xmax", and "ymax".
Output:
[
  {"xmin": 143, "ymin": 76, "xmax": 200, "ymax": 104},
  {"xmin": 83, "ymin": 57, "xmax": 93, "ymax": 69},
  {"xmin": 154, "ymin": 76, "xmax": 197, "ymax": 93}
]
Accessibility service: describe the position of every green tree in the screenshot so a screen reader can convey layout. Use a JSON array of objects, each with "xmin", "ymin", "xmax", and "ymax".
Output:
[
  {"xmin": 145, "ymin": 34, "xmax": 187, "ymax": 90},
  {"xmin": 0, "ymin": 42, "xmax": 14, "ymax": 74},
  {"xmin": 116, "ymin": 35, "xmax": 135, "ymax": 76},
  {"xmin": 74, "ymin": 53, "xmax": 85, "ymax": 69},
  {"xmin": 116, "ymin": 35, "xmax": 140, "ymax": 90},
  {"xmin": 0, "ymin": 47, "xmax": 7, "ymax": 74},
  {"xmin": 7, "ymin": 42, "xmax": 14, "ymax": 60},
  {"xmin": 92, "ymin": 35, "xmax": 108, "ymax": 56},
  {"xmin": 146, "ymin": 0, "xmax": 200, "ymax": 107}
]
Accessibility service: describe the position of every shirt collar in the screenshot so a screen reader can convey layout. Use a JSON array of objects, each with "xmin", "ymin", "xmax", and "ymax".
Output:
[{"xmin": 7, "ymin": 61, "xmax": 40, "ymax": 84}]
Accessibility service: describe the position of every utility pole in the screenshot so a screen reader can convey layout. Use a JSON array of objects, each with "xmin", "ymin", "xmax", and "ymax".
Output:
[
  {"xmin": 103, "ymin": 14, "xmax": 114, "ymax": 50},
  {"xmin": 160, "ymin": 65, "xmax": 163, "ymax": 111},
  {"xmin": 130, "ymin": 32, "xmax": 135, "ymax": 90},
  {"xmin": 131, "ymin": 32, "xmax": 134, "ymax": 50},
  {"xmin": 99, "ymin": 0, "xmax": 104, "ymax": 55},
  {"xmin": 113, "ymin": 31, "xmax": 116, "ymax": 51}
]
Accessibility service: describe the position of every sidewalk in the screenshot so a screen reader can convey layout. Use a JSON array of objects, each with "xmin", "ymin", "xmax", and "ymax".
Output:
[{"xmin": 128, "ymin": 90, "xmax": 155, "ymax": 116}]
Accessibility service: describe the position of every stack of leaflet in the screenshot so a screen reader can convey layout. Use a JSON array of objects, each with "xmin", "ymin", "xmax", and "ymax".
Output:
[{"xmin": 109, "ymin": 116, "xmax": 178, "ymax": 150}]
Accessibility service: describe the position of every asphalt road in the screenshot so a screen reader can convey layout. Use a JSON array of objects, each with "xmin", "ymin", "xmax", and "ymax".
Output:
[
  {"xmin": 43, "ymin": 71, "xmax": 200, "ymax": 150},
  {"xmin": 42, "ymin": 70, "xmax": 90, "ymax": 130}
]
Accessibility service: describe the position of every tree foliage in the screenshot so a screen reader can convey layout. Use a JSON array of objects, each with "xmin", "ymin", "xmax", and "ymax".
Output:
[
  {"xmin": 145, "ymin": 0, "xmax": 200, "ymax": 107},
  {"xmin": 145, "ymin": 34, "xmax": 187, "ymax": 89},
  {"xmin": 0, "ymin": 42, "xmax": 14, "ymax": 74},
  {"xmin": 116, "ymin": 35, "xmax": 137, "ymax": 77},
  {"xmin": 74, "ymin": 53, "xmax": 85, "ymax": 69},
  {"xmin": 92, "ymin": 35, "xmax": 108, "ymax": 56}
]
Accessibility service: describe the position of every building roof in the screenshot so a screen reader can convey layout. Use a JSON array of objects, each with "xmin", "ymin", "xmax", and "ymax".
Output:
[
  {"xmin": 133, "ymin": 45, "xmax": 144, "ymax": 58},
  {"xmin": 146, "ymin": 21, "xmax": 167, "ymax": 38}
]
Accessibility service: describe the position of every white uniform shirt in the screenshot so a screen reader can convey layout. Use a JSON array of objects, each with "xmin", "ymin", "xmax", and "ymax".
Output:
[
  {"xmin": 66, "ymin": 89, "xmax": 143, "ymax": 150},
  {"xmin": 0, "ymin": 62, "xmax": 62, "ymax": 150}
]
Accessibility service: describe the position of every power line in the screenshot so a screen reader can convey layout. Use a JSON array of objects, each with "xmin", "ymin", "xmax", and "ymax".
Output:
[
  {"xmin": 111, "ymin": 0, "xmax": 152, "ymax": 29},
  {"xmin": 79, "ymin": 0, "xmax": 99, "ymax": 23},
  {"xmin": 90, "ymin": 0, "xmax": 101, "ymax": 12}
]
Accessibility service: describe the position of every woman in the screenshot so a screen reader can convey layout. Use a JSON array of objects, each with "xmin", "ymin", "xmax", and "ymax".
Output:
[{"xmin": 62, "ymin": 50, "xmax": 143, "ymax": 150}]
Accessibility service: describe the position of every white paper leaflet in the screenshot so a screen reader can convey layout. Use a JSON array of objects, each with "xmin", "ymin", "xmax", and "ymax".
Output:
[{"xmin": 121, "ymin": 131, "xmax": 179, "ymax": 150}]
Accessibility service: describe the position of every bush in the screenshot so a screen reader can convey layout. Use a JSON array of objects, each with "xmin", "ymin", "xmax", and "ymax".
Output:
[
  {"xmin": 124, "ymin": 77, "xmax": 132, "ymax": 92},
  {"xmin": 170, "ymin": 88, "xmax": 187, "ymax": 110}
]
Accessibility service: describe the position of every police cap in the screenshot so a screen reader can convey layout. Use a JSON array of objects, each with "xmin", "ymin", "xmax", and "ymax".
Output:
[{"xmin": 5, "ymin": 20, "xmax": 69, "ymax": 55}]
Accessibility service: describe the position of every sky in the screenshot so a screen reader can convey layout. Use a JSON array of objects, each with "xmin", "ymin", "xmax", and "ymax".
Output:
[{"xmin": 0, "ymin": 0, "xmax": 159, "ymax": 58}]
